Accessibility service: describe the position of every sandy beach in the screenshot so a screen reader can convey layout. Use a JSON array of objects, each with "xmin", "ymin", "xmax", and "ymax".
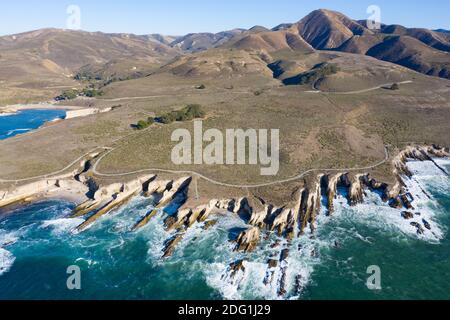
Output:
[{"xmin": 0, "ymin": 103, "xmax": 85, "ymax": 115}]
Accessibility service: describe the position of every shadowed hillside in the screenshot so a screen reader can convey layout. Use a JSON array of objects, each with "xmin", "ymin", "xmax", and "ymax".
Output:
[{"xmin": 367, "ymin": 36, "xmax": 450, "ymax": 78}]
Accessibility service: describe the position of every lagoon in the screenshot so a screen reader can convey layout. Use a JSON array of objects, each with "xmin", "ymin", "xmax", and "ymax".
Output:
[{"xmin": 0, "ymin": 109, "xmax": 66, "ymax": 140}]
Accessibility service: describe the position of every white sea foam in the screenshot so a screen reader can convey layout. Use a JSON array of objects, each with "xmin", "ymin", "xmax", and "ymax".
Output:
[
  {"xmin": 6, "ymin": 128, "xmax": 32, "ymax": 136},
  {"xmin": 0, "ymin": 229, "xmax": 20, "ymax": 247},
  {"xmin": 319, "ymin": 158, "xmax": 449, "ymax": 243},
  {"xmin": 41, "ymin": 217, "xmax": 85, "ymax": 236},
  {"xmin": 203, "ymin": 231, "xmax": 321, "ymax": 300},
  {"xmin": 75, "ymin": 257, "xmax": 98, "ymax": 267},
  {"xmin": 0, "ymin": 248, "xmax": 15, "ymax": 276},
  {"xmin": 0, "ymin": 112, "xmax": 17, "ymax": 117},
  {"xmin": 0, "ymin": 229, "xmax": 21, "ymax": 277}
]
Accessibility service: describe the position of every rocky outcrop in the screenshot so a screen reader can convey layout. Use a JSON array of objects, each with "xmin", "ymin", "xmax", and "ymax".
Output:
[
  {"xmin": 248, "ymin": 199, "xmax": 272, "ymax": 229},
  {"xmin": 393, "ymin": 145, "xmax": 450, "ymax": 178},
  {"xmin": 422, "ymin": 219, "xmax": 431, "ymax": 230},
  {"xmin": 277, "ymin": 249, "xmax": 290, "ymax": 297},
  {"xmin": 299, "ymin": 176, "xmax": 322, "ymax": 234},
  {"xmin": 164, "ymin": 198, "xmax": 218, "ymax": 231},
  {"xmin": 234, "ymin": 227, "xmax": 260, "ymax": 252},
  {"xmin": 401, "ymin": 211, "xmax": 414, "ymax": 220},
  {"xmin": 411, "ymin": 222, "xmax": 425, "ymax": 235},
  {"xmin": 75, "ymin": 175, "xmax": 156, "ymax": 233},
  {"xmin": 233, "ymin": 197, "xmax": 253, "ymax": 220},
  {"xmin": 162, "ymin": 233, "xmax": 185, "ymax": 258},
  {"xmin": 228, "ymin": 260, "xmax": 246, "ymax": 279},
  {"xmin": 325, "ymin": 174, "xmax": 341, "ymax": 214},
  {"xmin": 270, "ymin": 208, "xmax": 292, "ymax": 235},
  {"xmin": 131, "ymin": 177, "xmax": 192, "ymax": 231},
  {"xmin": 349, "ymin": 174, "xmax": 365, "ymax": 206}
]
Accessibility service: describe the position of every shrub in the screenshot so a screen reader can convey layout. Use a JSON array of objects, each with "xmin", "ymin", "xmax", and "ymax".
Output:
[
  {"xmin": 184, "ymin": 104, "xmax": 205, "ymax": 119},
  {"xmin": 135, "ymin": 117, "xmax": 156, "ymax": 130},
  {"xmin": 159, "ymin": 113, "xmax": 177, "ymax": 124},
  {"xmin": 82, "ymin": 88, "xmax": 104, "ymax": 97},
  {"xmin": 55, "ymin": 89, "xmax": 79, "ymax": 101},
  {"xmin": 156, "ymin": 104, "xmax": 205, "ymax": 124},
  {"xmin": 283, "ymin": 63, "xmax": 340, "ymax": 86},
  {"xmin": 136, "ymin": 120, "xmax": 150, "ymax": 130}
]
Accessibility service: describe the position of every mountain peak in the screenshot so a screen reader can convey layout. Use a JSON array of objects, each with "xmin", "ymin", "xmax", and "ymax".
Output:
[
  {"xmin": 295, "ymin": 9, "xmax": 370, "ymax": 49},
  {"xmin": 249, "ymin": 25, "xmax": 270, "ymax": 33}
]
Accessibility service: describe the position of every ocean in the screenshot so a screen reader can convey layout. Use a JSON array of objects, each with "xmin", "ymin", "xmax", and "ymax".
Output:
[
  {"xmin": 0, "ymin": 159, "xmax": 449, "ymax": 300},
  {"xmin": 0, "ymin": 109, "xmax": 66, "ymax": 140}
]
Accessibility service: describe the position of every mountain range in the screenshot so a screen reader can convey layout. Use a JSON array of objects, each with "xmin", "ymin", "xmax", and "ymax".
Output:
[{"xmin": 0, "ymin": 8, "xmax": 449, "ymax": 101}]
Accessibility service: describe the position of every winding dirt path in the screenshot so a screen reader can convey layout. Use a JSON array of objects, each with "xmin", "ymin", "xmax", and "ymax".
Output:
[
  {"xmin": 306, "ymin": 80, "xmax": 413, "ymax": 95},
  {"xmin": 0, "ymin": 147, "xmax": 106, "ymax": 183},
  {"xmin": 91, "ymin": 146, "xmax": 390, "ymax": 189}
]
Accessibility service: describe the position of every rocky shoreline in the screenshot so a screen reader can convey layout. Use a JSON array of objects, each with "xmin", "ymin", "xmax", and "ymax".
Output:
[{"xmin": 0, "ymin": 144, "xmax": 449, "ymax": 297}]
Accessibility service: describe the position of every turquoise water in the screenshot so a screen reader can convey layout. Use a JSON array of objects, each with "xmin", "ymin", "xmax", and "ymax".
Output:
[
  {"xmin": 0, "ymin": 109, "xmax": 66, "ymax": 140},
  {"xmin": 0, "ymin": 160, "xmax": 449, "ymax": 300}
]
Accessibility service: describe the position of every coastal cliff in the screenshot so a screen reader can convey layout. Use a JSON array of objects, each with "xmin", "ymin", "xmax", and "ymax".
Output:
[{"xmin": 0, "ymin": 144, "xmax": 449, "ymax": 297}]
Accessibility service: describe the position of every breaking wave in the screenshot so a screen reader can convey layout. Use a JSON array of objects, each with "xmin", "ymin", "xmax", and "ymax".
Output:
[{"xmin": 0, "ymin": 230, "xmax": 20, "ymax": 276}]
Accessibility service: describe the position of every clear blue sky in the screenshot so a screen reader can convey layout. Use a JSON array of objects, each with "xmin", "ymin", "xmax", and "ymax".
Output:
[{"xmin": 0, "ymin": 0, "xmax": 448, "ymax": 36}]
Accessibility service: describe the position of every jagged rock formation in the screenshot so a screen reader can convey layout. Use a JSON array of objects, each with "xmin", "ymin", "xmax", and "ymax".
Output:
[
  {"xmin": 164, "ymin": 198, "xmax": 218, "ymax": 231},
  {"xmin": 131, "ymin": 177, "xmax": 192, "ymax": 231},
  {"xmin": 162, "ymin": 233, "xmax": 185, "ymax": 258},
  {"xmin": 402, "ymin": 211, "xmax": 414, "ymax": 220},
  {"xmin": 349, "ymin": 174, "xmax": 366, "ymax": 206},
  {"xmin": 227, "ymin": 260, "xmax": 246, "ymax": 280},
  {"xmin": 75, "ymin": 174, "xmax": 156, "ymax": 233},
  {"xmin": 234, "ymin": 227, "xmax": 261, "ymax": 252}
]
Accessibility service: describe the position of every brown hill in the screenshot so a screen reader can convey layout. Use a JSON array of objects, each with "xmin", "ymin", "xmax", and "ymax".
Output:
[
  {"xmin": 229, "ymin": 30, "xmax": 314, "ymax": 53},
  {"xmin": 0, "ymin": 28, "xmax": 178, "ymax": 71},
  {"xmin": 248, "ymin": 25, "xmax": 271, "ymax": 33},
  {"xmin": 294, "ymin": 9, "xmax": 372, "ymax": 49},
  {"xmin": 367, "ymin": 36, "xmax": 450, "ymax": 78},
  {"xmin": 268, "ymin": 51, "xmax": 414, "ymax": 92},
  {"xmin": 158, "ymin": 49, "xmax": 273, "ymax": 79},
  {"xmin": 381, "ymin": 26, "xmax": 450, "ymax": 52},
  {"xmin": 337, "ymin": 34, "xmax": 385, "ymax": 54},
  {"xmin": 170, "ymin": 29, "xmax": 245, "ymax": 52},
  {"xmin": 0, "ymin": 28, "xmax": 180, "ymax": 104}
]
